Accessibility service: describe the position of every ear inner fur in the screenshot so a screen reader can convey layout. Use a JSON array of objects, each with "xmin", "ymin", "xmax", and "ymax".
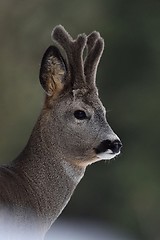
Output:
[{"xmin": 39, "ymin": 46, "xmax": 66, "ymax": 97}]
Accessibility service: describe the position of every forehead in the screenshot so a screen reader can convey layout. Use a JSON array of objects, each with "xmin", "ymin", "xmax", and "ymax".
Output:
[{"xmin": 73, "ymin": 88, "xmax": 104, "ymax": 110}]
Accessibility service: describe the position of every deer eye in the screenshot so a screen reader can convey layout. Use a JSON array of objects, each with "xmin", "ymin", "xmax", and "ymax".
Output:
[{"xmin": 74, "ymin": 110, "xmax": 87, "ymax": 120}]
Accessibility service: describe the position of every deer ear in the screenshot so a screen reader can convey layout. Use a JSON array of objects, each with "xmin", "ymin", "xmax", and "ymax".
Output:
[{"xmin": 39, "ymin": 46, "xmax": 66, "ymax": 96}]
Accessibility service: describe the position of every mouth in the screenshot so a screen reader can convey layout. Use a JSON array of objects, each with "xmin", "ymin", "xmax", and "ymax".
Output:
[{"xmin": 95, "ymin": 149, "xmax": 121, "ymax": 160}]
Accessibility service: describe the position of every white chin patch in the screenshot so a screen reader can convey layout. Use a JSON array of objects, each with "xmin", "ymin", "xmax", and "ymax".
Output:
[{"xmin": 96, "ymin": 149, "xmax": 120, "ymax": 161}]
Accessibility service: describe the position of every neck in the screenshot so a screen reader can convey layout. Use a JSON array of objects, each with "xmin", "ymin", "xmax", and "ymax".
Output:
[{"xmin": 10, "ymin": 113, "xmax": 86, "ymax": 231}]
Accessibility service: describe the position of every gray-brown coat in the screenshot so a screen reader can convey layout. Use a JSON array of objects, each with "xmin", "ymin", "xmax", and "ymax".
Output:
[{"xmin": 0, "ymin": 25, "xmax": 122, "ymax": 239}]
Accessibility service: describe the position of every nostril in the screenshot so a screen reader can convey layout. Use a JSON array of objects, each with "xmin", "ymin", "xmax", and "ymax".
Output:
[{"xmin": 110, "ymin": 140, "xmax": 122, "ymax": 153}]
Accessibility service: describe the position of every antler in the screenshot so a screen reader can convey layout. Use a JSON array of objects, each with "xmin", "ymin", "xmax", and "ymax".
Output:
[
  {"xmin": 84, "ymin": 31, "xmax": 104, "ymax": 86},
  {"xmin": 51, "ymin": 25, "xmax": 104, "ymax": 90},
  {"xmin": 52, "ymin": 25, "xmax": 87, "ymax": 89}
]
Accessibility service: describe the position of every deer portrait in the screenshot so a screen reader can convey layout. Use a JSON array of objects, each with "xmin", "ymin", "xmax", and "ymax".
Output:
[{"xmin": 0, "ymin": 25, "xmax": 122, "ymax": 239}]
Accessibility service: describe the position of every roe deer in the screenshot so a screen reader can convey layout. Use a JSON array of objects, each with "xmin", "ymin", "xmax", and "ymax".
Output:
[{"xmin": 0, "ymin": 25, "xmax": 122, "ymax": 239}]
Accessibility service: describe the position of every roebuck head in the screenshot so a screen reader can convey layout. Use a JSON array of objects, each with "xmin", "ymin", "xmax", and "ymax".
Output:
[{"xmin": 39, "ymin": 25, "xmax": 122, "ymax": 167}]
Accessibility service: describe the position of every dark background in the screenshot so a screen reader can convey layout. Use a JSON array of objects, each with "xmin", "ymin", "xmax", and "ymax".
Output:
[{"xmin": 0, "ymin": 1, "xmax": 160, "ymax": 239}]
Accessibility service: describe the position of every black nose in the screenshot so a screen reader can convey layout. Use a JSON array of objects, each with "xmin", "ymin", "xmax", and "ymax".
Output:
[{"xmin": 95, "ymin": 139, "xmax": 122, "ymax": 154}]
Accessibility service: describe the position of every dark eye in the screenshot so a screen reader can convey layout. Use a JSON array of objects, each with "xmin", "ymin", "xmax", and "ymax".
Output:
[{"xmin": 74, "ymin": 110, "xmax": 87, "ymax": 120}]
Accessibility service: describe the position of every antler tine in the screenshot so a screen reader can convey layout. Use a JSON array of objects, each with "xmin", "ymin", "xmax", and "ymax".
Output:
[
  {"xmin": 52, "ymin": 25, "xmax": 87, "ymax": 89},
  {"xmin": 52, "ymin": 25, "xmax": 73, "ymax": 56},
  {"xmin": 73, "ymin": 33, "xmax": 87, "ymax": 87},
  {"xmin": 85, "ymin": 31, "xmax": 100, "ymax": 54},
  {"xmin": 84, "ymin": 32, "xmax": 104, "ymax": 86}
]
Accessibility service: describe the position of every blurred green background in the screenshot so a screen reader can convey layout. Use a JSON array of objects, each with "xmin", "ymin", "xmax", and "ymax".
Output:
[{"xmin": 0, "ymin": 0, "xmax": 160, "ymax": 239}]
